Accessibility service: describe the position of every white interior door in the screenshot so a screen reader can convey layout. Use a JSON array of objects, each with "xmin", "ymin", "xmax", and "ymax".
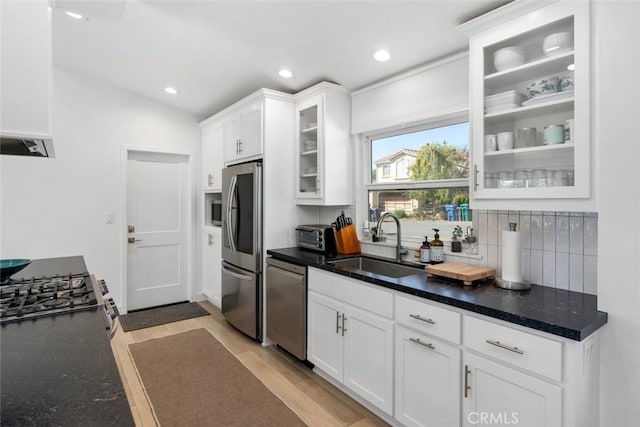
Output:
[{"xmin": 127, "ymin": 151, "xmax": 190, "ymax": 311}]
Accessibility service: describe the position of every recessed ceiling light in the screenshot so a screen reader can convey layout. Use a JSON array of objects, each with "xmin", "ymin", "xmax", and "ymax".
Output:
[
  {"xmin": 567, "ymin": 63, "xmax": 575, "ymax": 71},
  {"xmin": 65, "ymin": 11, "xmax": 84, "ymax": 20},
  {"xmin": 371, "ymin": 48, "xmax": 391, "ymax": 62},
  {"xmin": 164, "ymin": 86, "xmax": 179, "ymax": 95},
  {"xmin": 278, "ymin": 69, "xmax": 293, "ymax": 79}
]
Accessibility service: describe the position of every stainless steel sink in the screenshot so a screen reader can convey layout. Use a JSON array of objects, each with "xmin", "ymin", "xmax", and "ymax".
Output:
[{"xmin": 327, "ymin": 256, "xmax": 422, "ymax": 279}]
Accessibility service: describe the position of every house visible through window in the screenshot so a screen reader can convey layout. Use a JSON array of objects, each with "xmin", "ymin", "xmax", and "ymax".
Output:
[{"xmin": 367, "ymin": 118, "xmax": 472, "ymax": 240}]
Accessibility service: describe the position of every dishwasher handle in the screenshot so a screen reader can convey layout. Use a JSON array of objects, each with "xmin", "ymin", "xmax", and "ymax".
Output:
[
  {"xmin": 266, "ymin": 257, "xmax": 306, "ymax": 276},
  {"xmin": 266, "ymin": 264, "xmax": 305, "ymax": 282}
]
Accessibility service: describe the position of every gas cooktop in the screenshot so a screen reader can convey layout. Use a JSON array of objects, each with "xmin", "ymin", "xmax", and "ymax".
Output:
[{"xmin": 0, "ymin": 273, "xmax": 100, "ymax": 324}]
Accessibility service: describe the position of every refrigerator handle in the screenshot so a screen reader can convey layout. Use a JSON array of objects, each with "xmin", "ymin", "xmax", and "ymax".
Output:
[
  {"xmin": 226, "ymin": 175, "xmax": 237, "ymax": 254},
  {"xmin": 221, "ymin": 262, "xmax": 254, "ymax": 281}
]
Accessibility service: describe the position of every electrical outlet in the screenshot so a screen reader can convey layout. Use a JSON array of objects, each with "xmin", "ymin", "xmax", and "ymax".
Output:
[{"xmin": 105, "ymin": 212, "xmax": 114, "ymax": 224}]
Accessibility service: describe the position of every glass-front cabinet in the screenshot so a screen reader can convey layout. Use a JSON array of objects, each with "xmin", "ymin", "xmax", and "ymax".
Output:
[
  {"xmin": 462, "ymin": 1, "xmax": 592, "ymax": 211},
  {"xmin": 297, "ymin": 99, "xmax": 321, "ymax": 196},
  {"xmin": 295, "ymin": 82, "xmax": 352, "ymax": 206}
]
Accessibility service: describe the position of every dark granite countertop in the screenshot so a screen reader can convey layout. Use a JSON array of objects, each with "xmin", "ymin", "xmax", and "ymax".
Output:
[
  {"xmin": 267, "ymin": 247, "xmax": 608, "ymax": 341},
  {"xmin": 1, "ymin": 256, "xmax": 134, "ymax": 426},
  {"xmin": 11, "ymin": 255, "xmax": 89, "ymax": 280}
]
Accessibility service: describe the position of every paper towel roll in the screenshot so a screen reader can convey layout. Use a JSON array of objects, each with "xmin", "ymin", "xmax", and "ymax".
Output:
[{"xmin": 502, "ymin": 230, "xmax": 522, "ymax": 283}]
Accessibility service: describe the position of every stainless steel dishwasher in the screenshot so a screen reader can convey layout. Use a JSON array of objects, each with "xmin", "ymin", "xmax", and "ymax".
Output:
[{"xmin": 265, "ymin": 257, "xmax": 307, "ymax": 360}]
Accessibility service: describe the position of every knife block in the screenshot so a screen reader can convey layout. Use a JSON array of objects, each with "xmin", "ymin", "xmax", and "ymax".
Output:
[{"xmin": 334, "ymin": 224, "xmax": 361, "ymax": 255}]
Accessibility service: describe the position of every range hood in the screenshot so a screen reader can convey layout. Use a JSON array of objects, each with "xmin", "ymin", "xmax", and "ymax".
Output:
[{"xmin": 0, "ymin": 136, "xmax": 55, "ymax": 158}]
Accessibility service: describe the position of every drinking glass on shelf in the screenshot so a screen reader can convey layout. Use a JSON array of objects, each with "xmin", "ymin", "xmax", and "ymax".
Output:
[
  {"xmin": 531, "ymin": 169, "xmax": 547, "ymax": 187},
  {"xmin": 484, "ymin": 172, "xmax": 497, "ymax": 188},
  {"xmin": 549, "ymin": 170, "xmax": 568, "ymax": 187},
  {"xmin": 514, "ymin": 170, "xmax": 527, "ymax": 188},
  {"xmin": 498, "ymin": 171, "xmax": 514, "ymax": 188},
  {"xmin": 567, "ymin": 170, "xmax": 575, "ymax": 186}
]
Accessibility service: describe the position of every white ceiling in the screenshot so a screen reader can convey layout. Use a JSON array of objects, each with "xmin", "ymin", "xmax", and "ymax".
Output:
[{"xmin": 52, "ymin": 0, "xmax": 509, "ymax": 120}]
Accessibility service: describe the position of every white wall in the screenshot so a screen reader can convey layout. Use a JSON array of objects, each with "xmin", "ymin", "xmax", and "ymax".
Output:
[
  {"xmin": 351, "ymin": 52, "xmax": 469, "ymax": 135},
  {"xmin": 595, "ymin": 1, "xmax": 640, "ymax": 425},
  {"xmin": 0, "ymin": 67, "xmax": 200, "ymax": 307}
]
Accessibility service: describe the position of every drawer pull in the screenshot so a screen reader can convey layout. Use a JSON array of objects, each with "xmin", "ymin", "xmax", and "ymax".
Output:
[
  {"xmin": 341, "ymin": 313, "xmax": 347, "ymax": 336},
  {"xmin": 486, "ymin": 339, "xmax": 524, "ymax": 354},
  {"xmin": 464, "ymin": 365, "xmax": 471, "ymax": 398},
  {"xmin": 409, "ymin": 337, "xmax": 435, "ymax": 351},
  {"xmin": 409, "ymin": 313, "xmax": 435, "ymax": 325},
  {"xmin": 336, "ymin": 311, "xmax": 341, "ymax": 334}
]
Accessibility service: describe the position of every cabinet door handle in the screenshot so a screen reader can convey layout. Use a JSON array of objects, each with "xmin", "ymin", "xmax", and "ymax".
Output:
[
  {"xmin": 341, "ymin": 313, "xmax": 347, "ymax": 336},
  {"xmin": 473, "ymin": 164, "xmax": 479, "ymax": 191},
  {"xmin": 486, "ymin": 339, "xmax": 524, "ymax": 354},
  {"xmin": 409, "ymin": 337, "xmax": 435, "ymax": 350},
  {"xmin": 208, "ymin": 174, "xmax": 213, "ymax": 186},
  {"xmin": 409, "ymin": 313, "xmax": 435, "ymax": 324},
  {"xmin": 208, "ymin": 233, "xmax": 214, "ymax": 246},
  {"xmin": 464, "ymin": 365, "xmax": 471, "ymax": 398},
  {"xmin": 238, "ymin": 139, "xmax": 243, "ymax": 153},
  {"xmin": 336, "ymin": 311, "xmax": 341, "ymax": 334}
]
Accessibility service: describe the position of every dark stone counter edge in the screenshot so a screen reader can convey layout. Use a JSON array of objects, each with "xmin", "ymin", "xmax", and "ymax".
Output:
[{"xmin": 267, "ymin": 248, "xmax": 608, "ymax": 341}]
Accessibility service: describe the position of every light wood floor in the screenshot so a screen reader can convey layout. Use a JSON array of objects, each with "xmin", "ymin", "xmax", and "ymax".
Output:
[{"xmin": 110, "ymin": 301, "xmax": 389, "ymax": 427}]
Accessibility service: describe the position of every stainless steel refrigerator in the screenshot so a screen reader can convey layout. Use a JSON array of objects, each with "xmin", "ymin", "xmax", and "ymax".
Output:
[{"xmin": 221, "ymin": 161, "xmax": 262, "ymax": 340}]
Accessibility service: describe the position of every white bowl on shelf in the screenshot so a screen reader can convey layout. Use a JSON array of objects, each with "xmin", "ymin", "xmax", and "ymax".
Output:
[
  {"xmin": 493, "ymin": 47, "xmax": 525, "ymax": 72},
  {"xmin": 543, "ymin": 32, "xmax": 573, "ymax": 55}
]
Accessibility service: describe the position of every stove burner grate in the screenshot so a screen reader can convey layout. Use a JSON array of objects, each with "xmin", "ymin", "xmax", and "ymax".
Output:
[{"xmin": 0, "ymin": 273, "xmax": 97, "ymax": 322}]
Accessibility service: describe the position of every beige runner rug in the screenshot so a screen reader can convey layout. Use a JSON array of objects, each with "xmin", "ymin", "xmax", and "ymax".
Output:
[{"xmin": 128, "ymin": 328, "xmax": 306, "ymax": 427}]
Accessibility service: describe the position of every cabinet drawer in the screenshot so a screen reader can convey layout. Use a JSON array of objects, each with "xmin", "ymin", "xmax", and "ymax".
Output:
[
  {"xmin": 395, "ymin": 295, "xmax": 461, "ymax": 344},
  {"xmin": 463, "ymin": 315, "xmax": 563, "ymax": 381},
  {"xmin": 308, "ymin": 268, "xmax": 393, "ymax": 319}
]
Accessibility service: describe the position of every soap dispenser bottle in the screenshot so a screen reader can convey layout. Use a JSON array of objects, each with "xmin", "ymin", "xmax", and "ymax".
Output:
[
  {"xmin": 430, "ymin": 228, "xmax": 444, "ymax": 263},
  {"xmin": 419, "ymin": 237, "xmax": 430, "ymax": 263}
]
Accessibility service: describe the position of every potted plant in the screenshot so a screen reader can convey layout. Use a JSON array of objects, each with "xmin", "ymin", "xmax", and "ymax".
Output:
[
  {"xmin": 451, "ymin": 225, "xmax": 463, "ymax": 252},
  {"xmin": 371, "ymin": 226, "xmax": 380, "ymax": 242},
  {"xmin": 464, "ymin": 226, "xmax": 477, "ymax": 255}
]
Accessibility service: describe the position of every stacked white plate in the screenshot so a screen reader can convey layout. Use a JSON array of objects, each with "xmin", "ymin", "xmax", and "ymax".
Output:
[{"xmin": 485, "ymin": 90, "xmax": 526, "ymax": 113}]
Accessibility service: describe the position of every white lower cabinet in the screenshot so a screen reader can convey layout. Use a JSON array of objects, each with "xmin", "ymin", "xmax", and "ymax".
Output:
[
  {"xmin": 307, "ymin": 268, "xmax": 599, "ymax": 427},
  {"xmin": 201, "ymin": 227, "xmax": 222, "ymax": 306},
  {"xmin": 462, "ymin": 352, "xmax": 562, "ymax": 427},
  {"xmin": 307, "ymin": 291, "xmax": 343, "ymax": 380},
  {"xmin": 395, "ymin": 325, "xmax": 461, "ymax": 427},
  {"xmin": 307, "ymin": 268, "xmax": 394, "ymax": 415}
]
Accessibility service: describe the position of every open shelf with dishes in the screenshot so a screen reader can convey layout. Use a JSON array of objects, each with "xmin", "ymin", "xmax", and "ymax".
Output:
[{"xmin": 463, "ymin": 1, "xmax": 592, "ymax": 209}]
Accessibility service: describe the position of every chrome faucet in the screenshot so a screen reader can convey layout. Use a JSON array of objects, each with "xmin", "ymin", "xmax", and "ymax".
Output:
[{"xmin": 377, "ymin": 212, "xmax": 408, "ymax": 262}]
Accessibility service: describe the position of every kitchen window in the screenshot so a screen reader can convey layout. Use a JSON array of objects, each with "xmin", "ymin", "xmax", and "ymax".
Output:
[{"xmin": 365, "ymin": 115, "xmax": 472, "ymax": 240}]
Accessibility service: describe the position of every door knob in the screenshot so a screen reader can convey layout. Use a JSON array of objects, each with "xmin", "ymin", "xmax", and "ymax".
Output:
[{"xmin": 128, "ymin": 237, "xmax": 141, "ymax": 244}]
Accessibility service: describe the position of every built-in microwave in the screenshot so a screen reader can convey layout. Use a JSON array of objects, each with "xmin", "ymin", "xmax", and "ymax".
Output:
[{"xmin": 211, "ymin": 198, "xmax": 222, "ymax": 226}]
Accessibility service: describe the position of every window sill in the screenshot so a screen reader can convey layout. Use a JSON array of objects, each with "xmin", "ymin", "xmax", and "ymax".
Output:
[{"xmin": 359, "ymin": 239, "xmax": 483, "ymax": 260}]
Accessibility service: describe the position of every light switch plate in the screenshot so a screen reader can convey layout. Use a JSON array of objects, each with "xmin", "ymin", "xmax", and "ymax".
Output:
[{"xmin": 105, "ymin": 212, "xmax": 114, "ymax": 224}]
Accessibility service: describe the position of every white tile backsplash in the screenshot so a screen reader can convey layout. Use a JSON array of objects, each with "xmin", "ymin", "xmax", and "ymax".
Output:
[
  {"xmin": 530, "ymin": 213, "xmax": 543, "ymax": 250},
  {"xmin": 569, "ymin": 216, "xmax": 584, "ymax": 254},
  {"xmin": 555, "ymin": 214, "xmax": 570, "ymax": 253},
  {"xmin": 584, "ymin": 216, "xmax": 598, "ymax": 256},
  {"xmin": 474, "ymin": 210, "xmax": 598, "ymax": 295},
  {"xmin": 542, "ymin": 250, "xmax": 556, "ymax": 286},
  {"xmin": 543, "ymin": 214, "xmax": 556, "ymax": 252}
]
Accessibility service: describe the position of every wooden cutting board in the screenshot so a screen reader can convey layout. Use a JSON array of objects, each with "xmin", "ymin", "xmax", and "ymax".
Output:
[{"xmin": 425, "ymin": 262, "xmax": 495, "ymax": 286}]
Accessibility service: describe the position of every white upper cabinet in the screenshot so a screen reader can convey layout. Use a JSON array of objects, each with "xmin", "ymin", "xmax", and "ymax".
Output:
[
  {"xmin": 461, "ymin": 1, "xmax": 593, "ymax": 211},
  {"xmin": 201, "ymin": 121, "xmax": 224, "ymax": 191},
  {"xmin": 0, "ymin": 0, "xmax": 51, "ymax": 139},
  {"xmin": 224, "ymin": 101, "xmax": 263, "ymax": 165},
  {"xmin": 295, "ymin": 82, "xmax": 352, "ymax": 205}
]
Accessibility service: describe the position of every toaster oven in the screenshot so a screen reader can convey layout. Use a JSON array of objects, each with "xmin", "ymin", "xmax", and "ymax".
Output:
[{"xmin": 296, "ymin": 224, "xmax": 336, "ymax": 254}]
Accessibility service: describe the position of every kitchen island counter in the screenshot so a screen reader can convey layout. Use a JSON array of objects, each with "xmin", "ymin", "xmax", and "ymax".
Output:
[
  {"xmin": 267, "ymin": 247, "xmax": 607, "ymax": 341},
  {"xmin": 0, "ymin": 256, "xmax": 134, "ymax": 426}
]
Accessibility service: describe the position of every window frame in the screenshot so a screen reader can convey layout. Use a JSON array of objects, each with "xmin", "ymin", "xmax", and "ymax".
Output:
[{"xmin": 362, "ymin": 111, "xmax": 471, "ymax": 242}]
